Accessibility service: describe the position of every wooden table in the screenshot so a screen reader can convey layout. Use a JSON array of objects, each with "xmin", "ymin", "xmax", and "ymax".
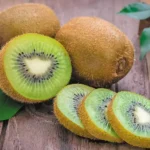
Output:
[{"xmin": 0, "ymin": 0, "xmax": 149, "ymax": 149}]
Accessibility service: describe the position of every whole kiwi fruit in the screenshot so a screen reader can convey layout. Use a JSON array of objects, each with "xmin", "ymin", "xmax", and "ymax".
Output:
[
  {"xmin": 0, "ymin": 33, "xmax": 72, "ymax": 103},
  {"xmin": 56, "ymin": 17, "xmax": 134, "ymax": 87},
  {"xmin": 0, "ymin": 3, "xmax": 60, "ymax": 46}
]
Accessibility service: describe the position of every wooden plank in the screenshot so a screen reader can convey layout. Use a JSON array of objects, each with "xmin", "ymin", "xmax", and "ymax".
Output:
[
  {"xmin": 2, "ymin": 105, "xmax": 118, "ymax": 150},
  {"xmin": 1, "ymin": 0, "xmax": 146, "ymax": 149},
  {"xmin": 31, "ymin": 0, "xmax": 116, "ymax": 24},
  {"xmin": 114, "ymin": 0, "xmax": 147, "ymax": 149},
  {"xmin": 2, "ymin": 105, "xmax": 144, "ymax": 150},
  {"xmin": 114, "ymin": 0, "xmax": 150, "ymax": 98}
]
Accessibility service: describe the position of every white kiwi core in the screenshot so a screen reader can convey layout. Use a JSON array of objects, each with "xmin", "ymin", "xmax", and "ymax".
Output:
[
  {"xmin": 24, "ymin": 57, "xmax": 52, "ymax": 75},
  {"xmin": 134, "ymin": 107, "xmax": 150, "ymax": 124}
]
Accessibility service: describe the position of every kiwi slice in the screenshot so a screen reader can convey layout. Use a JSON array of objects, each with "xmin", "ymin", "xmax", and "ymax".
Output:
[
  {"xmin": 0, "ymin": 33, "xmax": 72, "ymax": 103},
  {"xmin": 54, "ymin": 84, "xmax": 95, "ymax": 138},
  {"xmin": 107, "ymin": 91, "xmax": 150, "ymax": 148},
  {"xmin": 78, "ymin": 88, "xmax": 122, "ymax": 143}
]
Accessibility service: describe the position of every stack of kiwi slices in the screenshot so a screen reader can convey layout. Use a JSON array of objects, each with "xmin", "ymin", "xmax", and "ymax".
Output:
[{"xmin": 54, "ymin": 84, "xmax": 150, "ymax": 148}]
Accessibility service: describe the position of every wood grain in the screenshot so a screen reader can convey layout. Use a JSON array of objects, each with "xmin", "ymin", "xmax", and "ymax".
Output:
[
  {"xmin": 114, "ymin": 0, "xmax": 150, "ymax": 98},
  {"xmin": 2, "ymin": 105, "xmax": 118, "ymax": 150},
  {"xmin": 0, "ymin": 0, "xmax": 148, "ymax": 149}
]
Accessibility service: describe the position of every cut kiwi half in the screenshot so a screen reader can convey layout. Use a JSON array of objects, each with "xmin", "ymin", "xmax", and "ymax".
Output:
[
  {"xmin": 0, "ymin": 33, "xmax": 72, "ymax": 103},
  {"xmin": 54, "ymin": 84, "xmax": 95, "ymax": 138},
  {"xmin": 107, "ymin": 91, "xmax": 150, "ymax": 148},
  {"xmin": 78, "ymin": 88, "xmax": 123, "ymax": 143}
]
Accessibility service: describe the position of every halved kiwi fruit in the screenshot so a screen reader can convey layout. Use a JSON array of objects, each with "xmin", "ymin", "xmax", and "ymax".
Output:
[
  {"xmin": 0, "ymin": 3, "xmax": 60, "ymax": 46},
  {"xmin": 54, "ymin": 84, "xmax": 95, "ymax": 138},
  {"xmin": 0, "ymin": 33, "xmax": 72, "ymax": 103},
  {"xmin": 107, "ymin": 91, "xmax": 150, "ymax": 148},
  {"xmin": 56, "ymin": 17, "xmax": 134, "ymax": 87},
  {"xmin": 78, "ymin": 88, "xmax": 122, "ymax": 143}
]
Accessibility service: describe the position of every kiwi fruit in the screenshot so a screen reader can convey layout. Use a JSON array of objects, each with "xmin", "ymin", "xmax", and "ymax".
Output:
[
  {"xmin": 107, "ymin": 91, "xmax": 150, "ymax": 148},
  {"xmin": 54, "ymin": 84, "xmax": 95, "ymax": 138},
  {"xmin": 0, "ymin": 3, "xmax": 60, "ymax": 46},
  {"xmin": 78, "ymin": 88, "xmax": 122, "ymax": 143},
  {"xmin": 55, "ymin": 17, "xmax": 134, "ymax": 87},
  {"xmin": 0, "ymin": 33, "xmax": 72, "ymax": 103}
]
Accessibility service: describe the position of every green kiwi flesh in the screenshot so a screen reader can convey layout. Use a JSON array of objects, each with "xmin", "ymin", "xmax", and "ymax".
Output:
[
  {"xmin": 0, "ymin": 33, "xmax": 72, "ymax": 102},
  {"xmin": 54, "ymin": 84, "xmax": 95, "ymax": 138},
  {"xmin": 108, "ymin": 91, "xmax": 150, "ymax": 148},
  {"xmin": 80, "ymin": 88, "xmax": 122, "ymax": 142}
]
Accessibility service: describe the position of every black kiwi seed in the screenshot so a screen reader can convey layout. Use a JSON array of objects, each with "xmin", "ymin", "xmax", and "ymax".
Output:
[{"xmin": 73, "ymin": 93, "xmax": 85, "ymax": 110}]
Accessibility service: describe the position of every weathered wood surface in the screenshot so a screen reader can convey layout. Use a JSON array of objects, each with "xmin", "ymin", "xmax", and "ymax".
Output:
[
  {"xmin": 0, "ymin": 0, "xmax": 149, "ymax": 149},
  {"xmin": 115, "ymin": 1, "xmax": 150, "ymax": 97}
]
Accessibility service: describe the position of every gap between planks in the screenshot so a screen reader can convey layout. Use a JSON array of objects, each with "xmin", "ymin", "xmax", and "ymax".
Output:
[
  {"xmin": 0, "ymin": 122, "xmax": 3, "ymax": 137},
  {"xmin": 0, "ymin": 121, "xmax": 8, "ymax": 150}
]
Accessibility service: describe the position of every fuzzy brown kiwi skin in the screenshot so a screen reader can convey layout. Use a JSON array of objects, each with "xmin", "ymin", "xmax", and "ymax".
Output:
[
  {"xmin": 54, "ymin": 97, "xmax": 95, "ymax": 139},
  {"xmin": 107, "ymin": 95, "xmax": 150, "ymax": 148},
  {"xmin": 0, "ymin": 3, "xmax": 60, "ymax": 46},
  {"xmin": 55, "ymin": 17, "xmax": 134, "ymax": 88},
  {"xmin": 78, "ymin": 95, "xmax": 123, "ymax": 143},
  {"xmin": 0, "ymin": 37, "xmax": 49, "ymax": 103}
]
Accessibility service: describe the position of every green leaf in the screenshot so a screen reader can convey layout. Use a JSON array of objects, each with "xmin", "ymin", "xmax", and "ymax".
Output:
[
  {"xmin": 118, "ymin": 2, "xmax": 150, "ymax": 20},
  {"xmin": 140, "ymin": 27, "xmax": 150, "ymax": 60},
  {"xmin": 0, "ymin": 90, "xmax": 24, "ymax": 121}
]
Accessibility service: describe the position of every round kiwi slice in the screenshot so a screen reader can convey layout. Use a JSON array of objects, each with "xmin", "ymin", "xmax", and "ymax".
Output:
[
  {"xmin": 107, "ymin": 91, "xmax": 150, "ymax": 148},
  {"xmin": 78, "ymin": 88, "xmax": 123, "ymax": 143},
  {"xmin": 56, "ymin": 17, "xmax": 134, "ymax": 87},
  {"xmin": 0, "ymin": 3, "xmax": 60, "ymax": 46},
  {"xmin": 0, "ymin": 33, "xmax": 72, "ymax": 103},
  {"xmin": 54, "ymin": 84, "xmax": 95, "ymax": 138}
]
